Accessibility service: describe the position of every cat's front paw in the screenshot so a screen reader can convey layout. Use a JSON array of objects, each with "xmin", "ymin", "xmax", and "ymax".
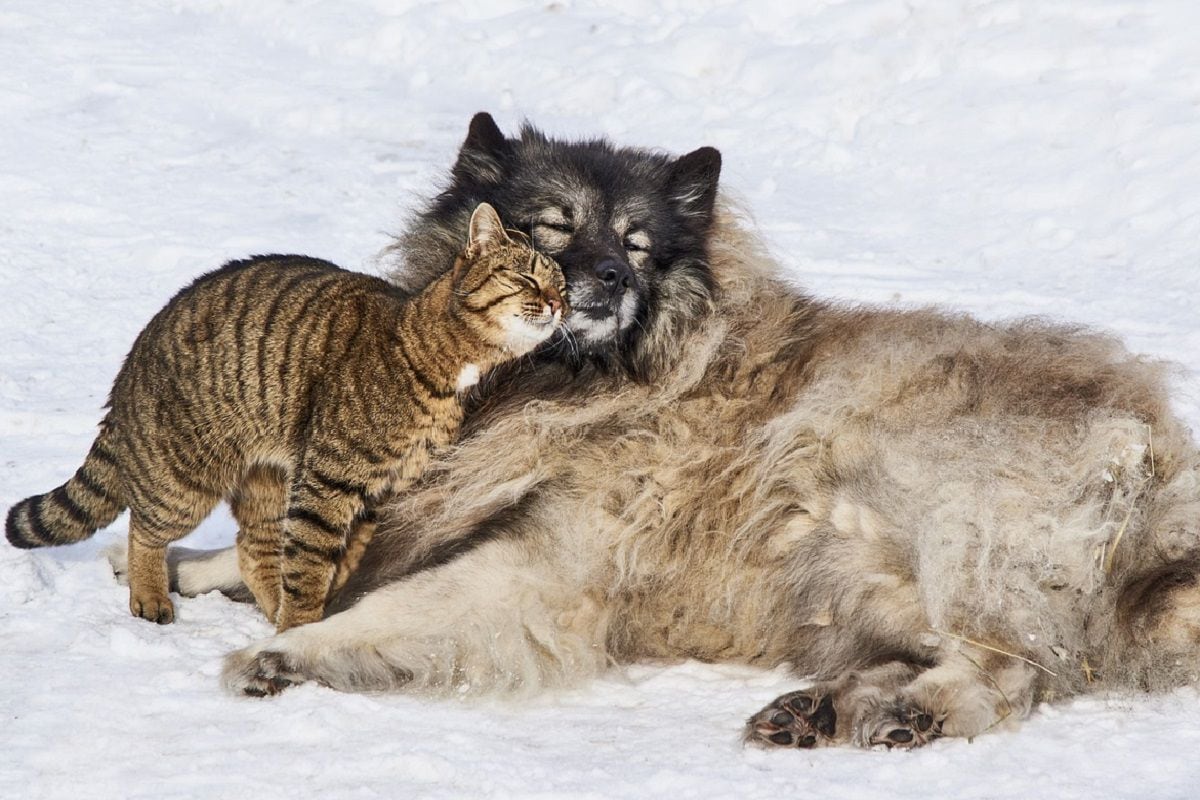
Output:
[
  {"xmin": 129, "ymin": 589, "xmax": 174, "ymax": 624},
  {"xmin": 222, "ymin": 646, "xmax": 306, "ymax": 697}
]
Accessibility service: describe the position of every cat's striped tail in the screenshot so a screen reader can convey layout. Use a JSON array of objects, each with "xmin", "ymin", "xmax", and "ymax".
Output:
[{"xmin": 6, "ymin": 419, "xmax": 126, "ymax": 549}]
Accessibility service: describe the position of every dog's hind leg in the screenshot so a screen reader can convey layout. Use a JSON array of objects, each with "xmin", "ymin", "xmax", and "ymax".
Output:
[
  {"xmin": 745, "ymin": 644, "xmax": 1039, "ymax": 750},
  {"xmin": 744, "ymin": 661, "xmax": 923, "ymax": 748},
  {"xmin": 854, "ymin": 646, "xmax": 1039, "ymax": 748}
]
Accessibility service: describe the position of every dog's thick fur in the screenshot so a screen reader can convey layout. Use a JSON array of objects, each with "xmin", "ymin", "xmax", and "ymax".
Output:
[{"xmin": 134, "ymin": 116, "xmax": 1200, "ymax": 749}]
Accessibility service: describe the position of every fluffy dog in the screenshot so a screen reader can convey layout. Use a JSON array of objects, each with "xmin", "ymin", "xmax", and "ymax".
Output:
[{"xmin": 135, "ymin": 114, "xmax": 1200, "ymax": 750}]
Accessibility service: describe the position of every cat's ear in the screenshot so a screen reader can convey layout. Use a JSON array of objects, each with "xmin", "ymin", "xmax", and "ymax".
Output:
[
  {"xmin": 451, "ymin": 112, "xmax": 512, "ymax": 185},
  {"xmin": 467, "ymin": 203, "xmax": 511, "ymax": 252},
  {"xmin": 453, "ymin": 203, "xmax": 510, "ymax": 289},
  {"xmin": 667, "ymin": 146, "xmax": 721, "ymax": 223}
]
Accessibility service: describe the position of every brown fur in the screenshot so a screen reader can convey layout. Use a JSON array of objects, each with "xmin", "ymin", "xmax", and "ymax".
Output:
[{"xmin": 9, "ymin": 204, "xmax": 567, "ymax": 631}]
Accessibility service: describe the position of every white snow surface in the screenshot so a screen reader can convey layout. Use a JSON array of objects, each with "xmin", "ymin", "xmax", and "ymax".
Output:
[{"xmin": 4, "ymin": 1, "xmax": 1200, "ymax": 797}]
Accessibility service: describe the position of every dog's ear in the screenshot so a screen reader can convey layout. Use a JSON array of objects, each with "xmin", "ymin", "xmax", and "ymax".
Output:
[
  {"xmin": 452, "ymin": 112, "xmax": 512, "ymax": 185},
  {"xmin": 667, "ymin": 146, "xmax": 722, "ymax": 222}
]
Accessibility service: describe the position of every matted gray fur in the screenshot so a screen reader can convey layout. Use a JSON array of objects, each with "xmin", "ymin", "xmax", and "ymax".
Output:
[{"xmin": 135, "ymin": 117, "xmax": 1200, "ymax": 750}]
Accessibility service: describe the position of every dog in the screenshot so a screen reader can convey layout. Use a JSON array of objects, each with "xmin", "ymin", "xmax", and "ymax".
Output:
[{"xmin": 121, "ymin": 113, "xmax": 1200, "ymax": 749}]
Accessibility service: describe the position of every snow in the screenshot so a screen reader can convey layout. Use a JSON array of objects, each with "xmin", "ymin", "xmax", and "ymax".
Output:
[{"xmin": 3, "ymin": 1, "xmax": 1200, "ymax": 797}]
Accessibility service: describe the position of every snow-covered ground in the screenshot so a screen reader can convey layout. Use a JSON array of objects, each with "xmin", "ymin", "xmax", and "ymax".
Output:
[{"xmin": 4, "ymin": 1, "xmax": 1200, "ymax": 797}]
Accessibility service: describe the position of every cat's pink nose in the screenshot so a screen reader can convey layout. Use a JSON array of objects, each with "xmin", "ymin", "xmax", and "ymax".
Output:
[{"xmin": 545, "ymin": 296, "xmax": 562, "ymax": 317}]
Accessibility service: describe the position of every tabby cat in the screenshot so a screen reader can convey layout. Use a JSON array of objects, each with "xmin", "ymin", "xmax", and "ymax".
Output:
[{"xmin": 5, "ymin": 203, "xmax": 567, "ymax": 631}]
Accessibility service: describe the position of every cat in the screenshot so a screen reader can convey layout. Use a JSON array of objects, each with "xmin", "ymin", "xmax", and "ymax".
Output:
[{"xmin": 5, "ymin": 202, "xmax": 567, "ymax": 633}]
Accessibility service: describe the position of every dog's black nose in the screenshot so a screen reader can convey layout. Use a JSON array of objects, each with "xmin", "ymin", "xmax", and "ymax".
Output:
[{"xmin": 594, "ymin": 258, "xmax": 633, "ymax": 293}]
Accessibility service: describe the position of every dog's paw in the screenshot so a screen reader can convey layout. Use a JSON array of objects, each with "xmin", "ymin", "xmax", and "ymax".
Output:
[
  {"xmin": 856, "ymin": 702, "xmax": 943, "ymax": 750},
  {"xmin": 744, "ymin": 689, "xmax": 838, "ymax": 749},
  {"xmin": 222, "ymin": 647, "xmax": 306, "ymax": 697}
]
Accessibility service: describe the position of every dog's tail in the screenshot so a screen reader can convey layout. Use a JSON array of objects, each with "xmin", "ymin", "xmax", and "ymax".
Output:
[{"xmin": 6, "ymin": 418, "xmax": 126, "ymax": 548}]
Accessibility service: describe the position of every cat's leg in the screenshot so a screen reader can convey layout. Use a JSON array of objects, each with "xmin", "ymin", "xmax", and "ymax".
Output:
[
  {"xmin": 229, "ymin": 462, "xmax": 290, "ymax": 622},
  {"xmin": 745, "ymin": 645, "xmax": 1039, "ymax": 750},
  {"xmin": 330, "ymin": 514, "xmax": 377, "ymax": 596},
  {"xmin": 107, "ymin": 541, "xmax": 252, "ymax": 601},
  {"xmin": 222, "ymin": 536, "xmax": 608, "ymax": 696},
  {"xmin": 272, "ymin": 413, "xmax": 412, "ymax": 631},
  {"xmin": 126, "ymin": 514, "xmax": 177, "ymax": 624},
  {"xmin": 113, "ymin": 482, "xmax": 377, "ymax": 614},
  {"xmin": 125, "ymin": 489, "xmax": 221, "ymax": 624},
  {"xmin": 274, "ymin": 463, "xmax": 375, "ymax": 631}
]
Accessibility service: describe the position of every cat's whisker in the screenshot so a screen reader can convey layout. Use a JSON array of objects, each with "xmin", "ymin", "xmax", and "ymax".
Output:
[{"xmin": 560, "ymin": 325, "xmax": 581, "ymax": 361}]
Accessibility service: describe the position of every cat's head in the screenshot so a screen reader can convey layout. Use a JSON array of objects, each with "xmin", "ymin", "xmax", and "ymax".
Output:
[{"xmin": 451, "ymin": 203, "xmax": 568, "ymax": 356}]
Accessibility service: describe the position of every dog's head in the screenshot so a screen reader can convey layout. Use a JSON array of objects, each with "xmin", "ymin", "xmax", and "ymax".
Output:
[{"xmin": 397, "ymin": 112, "xmax": 722, "ymax": 377}]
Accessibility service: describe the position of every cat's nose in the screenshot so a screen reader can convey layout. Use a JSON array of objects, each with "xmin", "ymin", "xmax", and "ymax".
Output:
[{"xmin": 545, "ymin": 295, "xmax": 562, "ymax": 317}]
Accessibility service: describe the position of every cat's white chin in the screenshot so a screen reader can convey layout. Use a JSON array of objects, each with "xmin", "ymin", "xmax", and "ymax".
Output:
[{"xmin": 503, "ymin": 315, "xmax": 559, "ymax": 354}]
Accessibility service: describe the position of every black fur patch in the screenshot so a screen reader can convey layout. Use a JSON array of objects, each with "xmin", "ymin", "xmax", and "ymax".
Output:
[{"xmin": 325, "ymin": 487, "xmax": 545, "ymax": 615}]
